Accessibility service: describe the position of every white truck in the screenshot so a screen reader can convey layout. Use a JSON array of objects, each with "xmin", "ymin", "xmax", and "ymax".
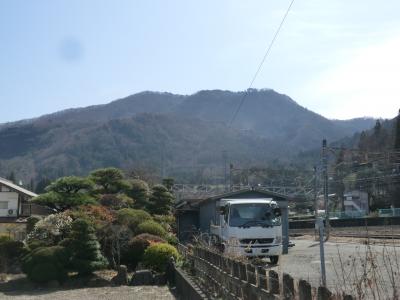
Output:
[{"xmin": 210, "ymin": 198, "xmax": 282, "ymax": 264}]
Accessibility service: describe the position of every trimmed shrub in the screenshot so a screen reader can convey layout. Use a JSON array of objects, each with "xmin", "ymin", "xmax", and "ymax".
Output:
[
  {"xmin": 165, "ymin": 234, "xmax": 178, "ymax": 246},
  {"xmin": 26, "ymin": 216, "xmax": 41, "ymax": 234},
  {"xmin": 153, "ymin": 214, "xmax": 176, "ymax": 232},
  {"xmin": 70, "ymin": 205, "xmax": 115, "ymax": 229},
  {"xmin": 121, "ymin": 233, "xmax": 166, "ymax": 269},
  {"xmin": 99, "ymin": 194, "xmax": 133, "ymax": 210},
  {"xmin": 22, "ymin": 246, "xmax": 69, "ymax": 283},
  {"xmin": 26, "ymin": 240, "xmax": 48, "ymax": 251},
  {"xmin": 0, "ymin": 236, "xmax": 24, "ymax": 272},
  {"xmin": 116, "ymin": 208, "xmax": 151, "ymax": 231},
  {"xmin": 143, "ymin": 243, "xmax": 179, "ymax": 272},
  {"xmin": 25, "ymin": 212, "xmax": 72, "ymax": 246},
  {"xmin": 68, "ymin": 219, "xmax": 108, "ymax": 275},
  {"xmin": 136, "ymin": 220, "xmax": 167, "ymax": 238}
]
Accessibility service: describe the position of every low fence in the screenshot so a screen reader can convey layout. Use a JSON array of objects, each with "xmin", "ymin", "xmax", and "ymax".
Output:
[
  {"xmin": 177, "ymin": 245, "xmax": 354, "ymax": 300},
  {"xmin": 378, "ymin": 208, "xmax": 400, "ymax": 217},
  {"xmin": 290, "ymin": 216, "xmax": 400, "ymax": 229}
]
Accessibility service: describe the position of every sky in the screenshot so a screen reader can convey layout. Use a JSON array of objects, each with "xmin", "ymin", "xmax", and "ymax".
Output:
[{"xmin": 1, "ymin": 0, "xmax": 400, "ymax": 123}]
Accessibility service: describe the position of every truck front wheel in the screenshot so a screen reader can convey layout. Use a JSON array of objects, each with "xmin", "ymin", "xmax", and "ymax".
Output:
[{"xmin": 270, "ymin": 256, "xmax": 279, "ymax": 264}]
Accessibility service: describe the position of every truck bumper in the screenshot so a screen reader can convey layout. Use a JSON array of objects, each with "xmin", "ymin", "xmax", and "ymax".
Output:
[{"xmin": 226, "ymin": 244, "xmax": 282, "ymax": 257}]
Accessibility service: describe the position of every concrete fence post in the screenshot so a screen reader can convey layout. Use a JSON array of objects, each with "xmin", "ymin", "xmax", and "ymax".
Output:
[
  {"xmin": 256, "ymin": 266, "xmax": 267, "ymax": 290},
  {"xmin": 246, "ymin": 264, "xmax": 256, "ymax": 285},
  {"xmin": 268, "ymin": 270, "xmax": 280, "ymax": 295},
  {"xmin": 317, "ymin": 286, "xmax": 332, "ymax": 300},
  {"xmin": 239, "ymin": 262, "xmax": 248, "ymax": 281},
  {"xmin": 282, "ymin": 273, "xmax": 294, "ymax": 300},
  {"xmin": 299, "ymin": 279, "xmax": 312, "ymax": 300},
  {"xmin": 233, "ymin": 261, "xmax": 240, "ymax": 278}
]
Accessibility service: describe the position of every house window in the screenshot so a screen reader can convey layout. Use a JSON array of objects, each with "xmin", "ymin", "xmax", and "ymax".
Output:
[{"xmin": 0, "ymin": 201, "xmax": 8, "ymax": 209}]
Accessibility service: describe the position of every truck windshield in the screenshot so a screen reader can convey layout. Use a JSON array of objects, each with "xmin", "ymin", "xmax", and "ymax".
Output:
[{"xmin": 229, "ymin": 203, "xmax": 281, "ymax": 227}]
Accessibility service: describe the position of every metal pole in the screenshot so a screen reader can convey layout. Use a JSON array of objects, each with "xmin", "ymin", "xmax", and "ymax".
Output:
[
  {"xmin": 317, "ymin": 217, "xmax": 327, "ymax": 286},
  {"xmin": 322, "ymin": 139, "xmax": 330, "ymax": 240}
]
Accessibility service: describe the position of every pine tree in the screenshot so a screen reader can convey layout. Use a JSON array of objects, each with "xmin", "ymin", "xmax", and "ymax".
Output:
[
  {"xmin": 67, "ymin": 219, "xmax": 107, "ymax": 275},
  {"xmin": 148, "ymin": 185, "xmax": 174, "ymax": 215}
]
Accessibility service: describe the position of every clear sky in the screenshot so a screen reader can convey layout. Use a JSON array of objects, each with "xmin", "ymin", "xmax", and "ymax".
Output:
[{"xmin": 1, "ymin": 0, "xmax": 400, "ymax": 123}]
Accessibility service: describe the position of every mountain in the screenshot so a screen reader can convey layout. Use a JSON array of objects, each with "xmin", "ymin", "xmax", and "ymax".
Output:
[{"xmin": 0, "ymin": 89, "xmax": 376, "ymax": 184}]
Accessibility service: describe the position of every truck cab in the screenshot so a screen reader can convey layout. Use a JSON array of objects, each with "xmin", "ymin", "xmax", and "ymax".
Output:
[{"xmin": 210, "ymin": 198, "xmax": 282, "ymax": 264}]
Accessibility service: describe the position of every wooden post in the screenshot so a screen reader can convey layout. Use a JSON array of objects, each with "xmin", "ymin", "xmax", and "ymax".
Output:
[{"xmin": 268, "ymin": 270, "xmax": 280, "ymax": 294}]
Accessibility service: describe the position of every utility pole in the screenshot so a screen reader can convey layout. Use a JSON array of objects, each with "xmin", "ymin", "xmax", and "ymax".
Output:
[
  {"xmin": 316, "ymin": 217, "xmax": 327, "ymax": 287},
  {"xmin": 222, "ymin": 150, "xmax": 228, "ymax": 191},
  {"xmin": 229, "ymin": 163, "xmax": 233, "ymax": 191},
  {"xmin": 322, "ymin": 139, "xmax": 330, "ymax": 240},
  {"xmin": 314, "ymin": 165, "xmax": 318, "ymax": 217}
]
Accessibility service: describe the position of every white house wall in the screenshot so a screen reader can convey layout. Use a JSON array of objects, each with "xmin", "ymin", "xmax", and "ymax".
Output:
[{"xmin": 0, "ymin": 192, "xmax": 18, "ymax": 217}]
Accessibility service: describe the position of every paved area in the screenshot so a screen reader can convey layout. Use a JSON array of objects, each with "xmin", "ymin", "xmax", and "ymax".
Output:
[
  {"xmin": 270, "ymin": 239, "xmax": 400, "ymax": 298},
  {"xmin": 0, "ymin": 286, "xmax": 175, "ymax": 300}
]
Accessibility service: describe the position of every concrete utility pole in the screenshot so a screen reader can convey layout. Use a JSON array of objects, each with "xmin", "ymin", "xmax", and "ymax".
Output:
[
  {"xmin": 313, "ymin": 165, "xmax": 318, "ymax": 217},
  {"xmin": 316, "ymin": 217, "xmax": 327, "ymax": 287},
  {"xmin": 222, "ymin": 150, "xmax": 228, "ymax": 192},
  {"xmin": 322, "ymin": 139, "xmax": 330, "ymax": 240}
]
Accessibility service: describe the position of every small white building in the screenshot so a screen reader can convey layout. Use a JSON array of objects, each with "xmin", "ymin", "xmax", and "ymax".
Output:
[
  {"xmin": 343, "ymin": 190, "xmax": 369, "ymax": 215},
  {"xmin": 0, "ymin": 177, "xmax": 49, "ymax": 240}
]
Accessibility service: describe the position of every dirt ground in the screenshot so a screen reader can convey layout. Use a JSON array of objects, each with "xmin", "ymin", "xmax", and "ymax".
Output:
[
  {"xmin": 0, "ymin": 286, "xmax": 175, "ymax": 300},
  {"xmin": 0, "ymin": 271, "xmax": 176, "ymax": 300}
]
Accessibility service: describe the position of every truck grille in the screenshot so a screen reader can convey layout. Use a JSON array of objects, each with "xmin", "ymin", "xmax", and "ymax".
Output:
[{"xmin": 240, "ymin": 238, "xmax": 274, "ymax": 244}]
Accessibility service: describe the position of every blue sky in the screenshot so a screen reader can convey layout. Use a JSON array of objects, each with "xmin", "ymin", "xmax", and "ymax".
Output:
[{"xmin": 1, "ymin": 0, "xmax": 400, "ymax": 123}]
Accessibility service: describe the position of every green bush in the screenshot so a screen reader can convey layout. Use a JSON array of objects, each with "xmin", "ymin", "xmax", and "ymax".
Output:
[
  {"xmin": 116, "ymin": 208, "xmax": 151, "ymax": 231},
  {"xmin": 165, "ymin": 234, "xmax": 178, "ymax": 246},
  {"xmin": 26, "ymin": 240, "xmax": 48, "ymax": 251},
  {"xmin": 26, "ymin": 216, "xmax": 41, "ymax": 234},
  {"xmin": 22, "ymin": 246, "xmax": 69, "ymax": 283},
  {"xmin": 143, "ymin": 243, "xmax": 179, "ymax": 272},
  {"xmin": 121, "ymin": 233, "xmax": 166, "ymax": 269},
  {"xmin": 136, "ymin": 220, "xmax": 167, "ymax": 238},
  {"xmin": 68, "ymin": 219, "xmax": 108, "ymax": 275},
  {"xmin": 153, "ymin": 214, "xmax": 176, "ymax": 232},
  {"xmin": 0, "ymin": 236, "xmax": 24, "ymax": 272}
]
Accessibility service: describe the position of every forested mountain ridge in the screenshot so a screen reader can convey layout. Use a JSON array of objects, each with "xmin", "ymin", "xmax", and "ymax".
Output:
[{"xmin": 0, "ymin": 89, "xmax": 377, "ymax": 184}]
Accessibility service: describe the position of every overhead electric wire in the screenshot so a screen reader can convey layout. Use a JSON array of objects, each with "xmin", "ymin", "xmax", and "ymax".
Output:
[{"xmin": 228, "ymin": 0, "xmax": 296, "ymax": 127}]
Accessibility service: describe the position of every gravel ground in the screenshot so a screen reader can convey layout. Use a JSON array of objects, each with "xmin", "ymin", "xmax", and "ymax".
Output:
[
  {"xmin": 0, "ymin": 286, "xmax": 176, "ymax": 300},
  {"xmin": 270, "ymin": 238, "xmax": 400, "ymax": 299}
]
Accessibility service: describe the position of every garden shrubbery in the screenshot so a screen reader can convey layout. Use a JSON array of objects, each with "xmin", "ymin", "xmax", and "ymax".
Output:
[
  {"xmin": 0, "ymin": 236, "xmax": 24, "ymax": 273},
  {"xmin": 19, "ymin": 167, "xmax": 179, "ymax": 284},
  {"xmin": 65, "ymin": 219, "xmax": 108, "ymax": 275},
  {"xmin": 143, "ymin": 243, "xmax": 179, "ymax": 272},
  {"xmin": 22, "ymin": 246, "xmax": 69, "ymax": 283},
  {"xmin": 122, "ymin": 233, "xmax": 166, "ymax": 269},
  {"xmin": 136, "ymin": 220, "xmax": 167, "ymax": 238},
  {"xmin": 116, "ymin": 208, "xmax": 152, "ymax": 231}
]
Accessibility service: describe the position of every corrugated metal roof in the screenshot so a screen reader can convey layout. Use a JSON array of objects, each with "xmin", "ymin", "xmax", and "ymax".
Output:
[{"xmin": 0, "ymin": 177, "xmax": 38, "ymax": 198}]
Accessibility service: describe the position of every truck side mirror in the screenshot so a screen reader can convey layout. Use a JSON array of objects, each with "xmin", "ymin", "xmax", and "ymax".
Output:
[
  {"xmin": 219, "ymin": 206, "xmax": 227, "ymax": 215},
  {"xmin": 273, "ymin": 207, "xmax": 282, "ymax": 217}
]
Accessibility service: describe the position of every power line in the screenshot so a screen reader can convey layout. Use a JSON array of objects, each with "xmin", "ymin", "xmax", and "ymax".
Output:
[{"xmin": 228, "ymin": 0, "xmax": 296, "ymax": 127}]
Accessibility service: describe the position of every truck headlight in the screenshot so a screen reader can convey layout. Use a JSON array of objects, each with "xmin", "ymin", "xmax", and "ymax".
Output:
[{"xmin": 275, "ymin": 236, "xmax": 282, "ymax": 244}]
